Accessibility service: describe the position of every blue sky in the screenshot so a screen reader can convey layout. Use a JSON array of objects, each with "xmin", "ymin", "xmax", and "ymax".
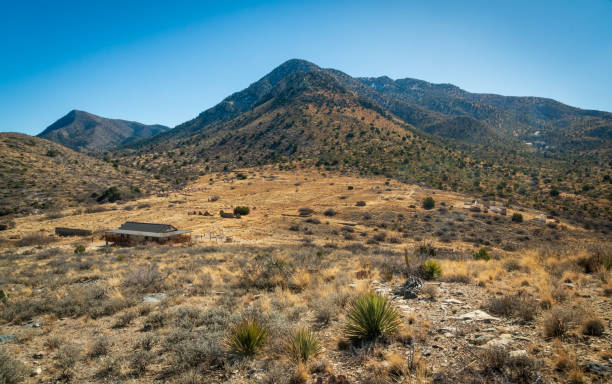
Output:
[{"xmin": 1, "ymin": 0, "xmax": 611, "ymax": 135}]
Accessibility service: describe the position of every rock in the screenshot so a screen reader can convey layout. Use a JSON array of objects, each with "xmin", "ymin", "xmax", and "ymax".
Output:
[
  {"xmin": 469, "ymin": 333, "xmax": 495, "ymax": 346},
  {"xmin": 0, "ymin": 334, "xmax": 15, "ymax": 344},
  {"xmin": 584, "ymin": 361, "xmax": 612, "ymax": 375},
  {"xmin": 25, "ymin": 320, "xmax": 41, "ymax": 329},
  {"xmin": 142, "ymin": 293, "xmax": 167, "ymax": 303},
  {"xmin": 394, "ymin": 276, "xmax": 423, "ymax": 299},
  {"xmin": 484, "ymin": 334, "xmax": 513, "ymax": 348},
  {"xmin": 509, "ymin": 350, "xmax": 528, "ymax": 359},
  {"xmin": 442, "ymin": 298, "xmax": 462, "ymax": 304},
  {"xmin": 455, "ymin": 310, "xmax": 501, "ymax": 322}
]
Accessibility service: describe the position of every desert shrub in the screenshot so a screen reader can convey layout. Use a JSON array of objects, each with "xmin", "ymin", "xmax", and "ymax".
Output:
[
  {"xmin": 123, "ymin": 265, "xmax": 163, "ymax": 293},
  {"xmin": 486, "ymin": 293, "xmax": 538, "ymax": 321},
  {"xmin": 480, "ymin": 347, "xmax": 538, "ymax": 382},
  {"xmin": 420, "ymin": 260, "xmax": 442, "ymax": 280},
  {"xmin": 345, "ymin": 291, "xmax": 400, "ymax": 342},
  {"xmin": 233, "ymin": 206, "xmax": 250, "ymax": 216},
  {"xmin": 543, "ymin": 307, "xmax": 574, "ymax": 338},
  {"xmin": 37, "ymin": 247, "xmax": 62, "ymax": 260},
  {"xmin": 371, "ymin": 232, "xmax": 386, "ymax": 243},
  {"xmin": 503, "ymin": 259, "xmax": 521, "ymax": 272},
  {"xmin": 582, "ymin": 318, "xmax": 605, "ymax": 336},
  {"xmin": 89, "ymin": 337, "xmax": 111, "ymax": 358},
  {"xmin": 0, "ymin": 347, "xmax": 26, "ymax": 384},
  {"xmin": 422, "ymin": 197, "xmax": 435, "ymax": 210},
  {"xmin": 323, "ymin": 208, "xmax": 337, "ymax": 217},
  {"xmin": 174, "ymin": 306, "xmax": 206, "ymax": 330},
  {"xmin": 17, "ymin": 233, "xmax": 56, "ymax": 247},
  {"xmin": 298, "ymin": 208, "xmax": 314, "ymax": 217},
  {"xmin": 239, "ymin": 254, "xmax": 294, "ymax": 290},
  {"xmin": 472, "ymin": 248, "xmax": 491, "ymax": 261},
  {"xmin": 236, "ymin": 173, "xmax": 247, "ymax": 180},
  {"xmin": 113, "ymin": 309, "xmax": 137, "ymax": 328},
  {"xmin": 355, "ymin": 201, "xmax": 366, "ymax": 207},
  {"xmin": 209, "ymin": 195, "xmax": 220, "ymax": 202},
  {"xmin": 74, "ymin": 245, "xmax": 86, "ymax": 254},
  {"xmin": 128, "ymin": 351, "xmax": 152, "ymax": 376},
  {"xmin": 285, "ymin": 328, "xmax": 322, "ymax": 363},
  {"xmin": 312, "ymin": 295, "xmax": 342, "ymax": 324},
  {"xmin": 511, "ymin": 213, "xmax": 523, "ymax": 223},
  {"xmin": 440, "ymin": 274, "xmax": 471, "ymax": 284},
  {"xmin": 44, "ymin": 336, "xmax": 63, "ymax": 350},
  {"xmin": 415, "ymin": 242, "xmax": 436, "ymax": 257},
  {"xmin": 96, "ymin": 186, "xmax": 122, "ymax": 203},
  {"xmin": 46, "ymin": 149, "xmax": 59, "ymax": 157},
  {"xmin": 55, "ymin": 344, "xmax": 81, "ymax": 378},
  {"xmin": 226, "ymin": 320, "xmax": 267, "ymax": 357},
  {"xmin": 304, "ymin": 217, "xmax": 321, "ymax": 224},
  {"xmin": 143, "ymin": 312, "xmax": 166, "ymax": 331},
  {"xmin": 164, "ymin": 330, "xmax": 224, "ymax": 372}
]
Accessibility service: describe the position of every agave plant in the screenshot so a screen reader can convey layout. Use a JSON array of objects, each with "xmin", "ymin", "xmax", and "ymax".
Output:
[
  {"xmin": 345, "ymin": 291, "xmax": 400, "ymax": 342},
  {"xmin": 226, "ymin": 319, "xmax": 267, "ymax": 357},
  {"xmin": 285, "ymin": 328, "xmax": 322, "ymax": 363}
]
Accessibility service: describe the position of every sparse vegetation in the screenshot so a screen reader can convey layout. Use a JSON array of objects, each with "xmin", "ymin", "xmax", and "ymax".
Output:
[
  {"xmin": 420, "ymin": 260, "xmax": 442, "ymax": 280},
  {"xmin": 285, "ymin": 328, "xmax": 322, "ymax": 363}
]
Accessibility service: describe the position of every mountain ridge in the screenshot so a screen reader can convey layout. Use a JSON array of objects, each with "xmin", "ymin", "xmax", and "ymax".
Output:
[{"xmin": 38, "ymin": 109, "xmax": 169, "ymax": 151}]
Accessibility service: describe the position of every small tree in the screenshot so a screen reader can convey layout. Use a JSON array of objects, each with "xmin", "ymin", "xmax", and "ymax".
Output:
[
  {"xmin": 422, "ymin": 197, "xmax": 435, "ymax": 210},
  {"xmin": 512, "ymin": 213, "xmax": 523, "ymax": 223},
  {"xmin": 234, "ymin": 206, "xmax": 250, "ymax": 216}
]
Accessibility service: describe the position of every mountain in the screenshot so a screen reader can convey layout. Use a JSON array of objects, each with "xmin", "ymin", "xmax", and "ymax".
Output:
[
  {"xmin": 38, "ymin": 110, "xmax": 169, "ymax": 151},
  {"xmin": 0, "ymin": 133, "xmax": 165, "ymax": 217},
  {"xmin": 358, "ymin": 76, "xmax": 612, "ymax": 152},
  {"xmin": 117, "ymin": 59, "xmax": 610, "ymax": 229}
]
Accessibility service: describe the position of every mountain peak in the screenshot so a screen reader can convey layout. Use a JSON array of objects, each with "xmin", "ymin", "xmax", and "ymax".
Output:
[{"xmin": 38, "ymin": 110, "xmax": 168, "ymax": 151}]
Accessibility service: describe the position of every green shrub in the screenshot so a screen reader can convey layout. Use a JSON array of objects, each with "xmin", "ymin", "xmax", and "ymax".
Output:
[
  {"xmin": 74, "ymin": 245, "xmax": 86, "ymax": 255},
  {"xmin": 97, "ymin": 186, "xmax": 122, "ymax": 203},
  {"xmin": 46, "ymin": 149, "xmax": 59, "ymax": 157},
  {"xmin": 472, "ymin": 248, "xmax": 491, "ymax": 261},
  {"xmin": 226, "ymin": 320, "xmax": 267, "ymax": 357},
  {"xmin": 233, "ymin": 206, "xmax": 250, "ymax": 216},
  {"xmin": 236, "ymin": 173, "xmax": 247, "ymax": 180},
  {"xmin": 0, "ymin": 347, "xmax": 26, "ymax": 384},
  {"xmin": 285, "ymin": 328, "xmax": 322, "ymax": 363},
  {"xmin": 511, "ymin": 213, "xmax": 523, "ymax": 223},
  {"xmin": 422, "ymin": 196, "xmax": 435, "ymax": 210},
  {"xmin": 420, "ymin": 260, "xmax": 442, "ymax": 280},
  {"xmin": 345, "ymin": 292, "xmax": 400, "ymax": 342}
]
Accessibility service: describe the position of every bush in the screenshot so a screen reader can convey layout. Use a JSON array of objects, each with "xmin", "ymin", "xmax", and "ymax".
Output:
[
  {"xmin": 323, "ymin": 208, "xmax": 337, "ymax": 217},
  {"xmin": 74, "ymin": 245, "xmax": 86, "ymax": 254},
  {"xmin": 472, "ymin": 248, "xmax": 491, "ymax": 261},
  {"xmin": 543, "ymin": 308, "xmax": 572, "ymax": 338},
  {"xmin": 503, "ymin": 259, "xmax": 521, "ymax": 272},
  {"xmin": 345, "ymin": 292, "xmax": 400, "ymax": 342},
  {"xmin": 511, "ymin": 213, "xmax": 523, "ymax": 223},
  {"xmin": 422, "ymin": 197, "xmax": 435, "ymax": 210},
  {"xmin": 285, "ymin": 328, "xmax": 322, "ymax": 363},
  {"xmin": 420, "ymin": 260, "xmax": 442, "ymax": 280},
  {"xmin": 233, "ymin": 206, "xmax": 250, "ymax": 216},
  {"xmin": 0, "ymin": 347, "xmax": 26, "ymax": 384},
  {"xmin": 298, "ymin": 208, "xmax": 314, "ymax": 217},
  {"xmin": 97, "ymin": 186, "xmax": 122, "ymax": 203},
  {"xmin": 582, "ymin": 318, "xmax": 605, "ymax": 336},
  {"xmin": 355, "ymin": 201, "xmax": 366, "ymax": 207},
  {"xmin": 226, "ymin": 320, "xmax": 267, "ymax": 357},
  {"xmin": 55, "ymin": 344, "xmax": 81, "ymax": 378},
  {"xmin": 486, "ymin": 294, "xmax": 538, "ymax": 321},
  {"xmin": 89, "ymin": 337, "xmax": 111, "ymax": 358}
]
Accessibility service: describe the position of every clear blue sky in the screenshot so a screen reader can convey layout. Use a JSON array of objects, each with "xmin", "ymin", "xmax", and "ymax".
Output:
[{"xmin": 1, "ymin": 0, "xmax": 611, "ymax": 135}]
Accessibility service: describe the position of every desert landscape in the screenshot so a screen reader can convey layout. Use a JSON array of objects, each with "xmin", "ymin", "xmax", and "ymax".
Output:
[
  {"xmin": 1, "ymin": 3, "xmax": 611, "ymax": 383},
  {"xmin": 1, "ymin": 168, "xmax": 610, "ymax": 383}
]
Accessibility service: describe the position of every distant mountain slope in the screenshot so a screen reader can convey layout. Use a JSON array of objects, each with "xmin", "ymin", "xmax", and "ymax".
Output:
[
  {"xmin": 358, "ymin": 76, "xmax": 612, "ymax": 152},
  {"xmin": 38, "ymin": 110, "xmax": 169, "ymax": 151},
  {"xmin": 0, "ymin": 133, "xmax": 164, "ymax": 217}
]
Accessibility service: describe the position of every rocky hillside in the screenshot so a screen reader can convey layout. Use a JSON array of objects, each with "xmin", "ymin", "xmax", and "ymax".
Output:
[
  {"xmin": 38, "ymin": 110, "xmax": 169, "ymax": 151},
  {"xmin": 0, "ymin": 133, "xmax": 164, "ymax": 217},
  {"xmin": 118, "ymin": 59, "xmax": 611, "ymax": 229}
]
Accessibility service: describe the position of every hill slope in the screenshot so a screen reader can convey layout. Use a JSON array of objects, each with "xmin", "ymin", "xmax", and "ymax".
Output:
[
  {"xmin": 38, "ymin": 110, "xmax": 169, "ymax": 151},
  {"xmin": 0, "ymin": 133, "xmax": 164, "ymax": 217}
]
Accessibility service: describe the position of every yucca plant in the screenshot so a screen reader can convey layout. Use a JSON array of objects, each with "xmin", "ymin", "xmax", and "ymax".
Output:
[
  {"xmin": 345, "ymin": 291, "xmax": 400, "ymax": 342},
  {"xmin": 226, "ymin": 319, "xmax": 267, "ymax": 357},
  {"xmin": 420, "ymin": 260, "xmax": 442, "ymax": 280},
  {"xmin": 285, "ymin": 328, "xmax": 322, "ymax": 363}
]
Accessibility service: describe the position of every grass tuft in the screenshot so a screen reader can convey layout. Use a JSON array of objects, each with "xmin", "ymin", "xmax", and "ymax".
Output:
[{"xmin": 345, "ymin": 291, "xmax": 400, "ymax": 342}]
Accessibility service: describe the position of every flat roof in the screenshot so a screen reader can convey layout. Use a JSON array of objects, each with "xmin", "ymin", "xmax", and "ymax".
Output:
[{"xmin": 105, "ymin": 229, "xmax": 192, "ymax": 238}]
